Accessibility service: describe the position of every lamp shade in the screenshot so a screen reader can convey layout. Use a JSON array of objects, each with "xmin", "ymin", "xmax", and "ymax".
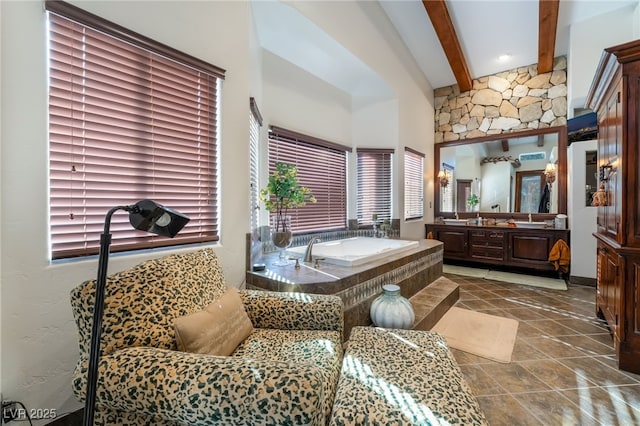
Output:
[
  {"xmin": 128, "ymin": 199, "xmax": 190, "ymax": 237},
  {"xmin": 437, "ymin": 168, "xmax": 450, "ymax": 187},
  {"xmin": 544, "ymin": 163, "xmax": 557, "ymax": 184}
]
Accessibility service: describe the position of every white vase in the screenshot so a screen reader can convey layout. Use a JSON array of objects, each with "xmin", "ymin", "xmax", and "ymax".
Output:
[{"xmin": 370, "ymin": 284, "xmax": 415, "ymax": 329}]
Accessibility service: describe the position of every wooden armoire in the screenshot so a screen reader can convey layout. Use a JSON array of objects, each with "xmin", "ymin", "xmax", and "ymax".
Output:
[{"xmin": 586, "ymin": 39, "xmax": 640, "ymax": 374}]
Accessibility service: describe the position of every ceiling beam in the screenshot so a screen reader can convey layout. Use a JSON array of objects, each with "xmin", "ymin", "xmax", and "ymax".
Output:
[
  {"xmin": 422, "ymin": 0, "xmax": 473, "ymax": 92},
  {"xmin": 538, "ymin": 0, "xmax": 559, "ymax": 74}
]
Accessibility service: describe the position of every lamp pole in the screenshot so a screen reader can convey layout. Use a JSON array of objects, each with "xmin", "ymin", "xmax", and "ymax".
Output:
[
  {"xmin": 83, "ymin": 206, "xmax": 122, "ymax": 426},
  {"xmin": 82, "ymin": 201, "xmax": 189, "ymax": 425}
]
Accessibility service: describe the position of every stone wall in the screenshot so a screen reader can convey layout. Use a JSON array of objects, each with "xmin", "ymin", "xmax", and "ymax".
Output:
[{"xmin": 435, "ymin": 57, "xmax": 567, "ymax": 143}]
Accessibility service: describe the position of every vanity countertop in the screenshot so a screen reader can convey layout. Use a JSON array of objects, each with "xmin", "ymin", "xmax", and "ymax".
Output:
[{"xmin": 434, "ymin": 220, "xmax": 561, "ymax": 230}]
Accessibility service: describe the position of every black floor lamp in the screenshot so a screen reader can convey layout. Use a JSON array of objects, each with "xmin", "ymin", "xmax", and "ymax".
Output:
[{"xmin": 83, "ymin": 199, "xmax": 190, "ymax": 426}]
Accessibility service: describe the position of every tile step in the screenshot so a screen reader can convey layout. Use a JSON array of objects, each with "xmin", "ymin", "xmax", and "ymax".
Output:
[{"xmin": 410, "ymin": 276, "xmax": 459, "ymax": 331}]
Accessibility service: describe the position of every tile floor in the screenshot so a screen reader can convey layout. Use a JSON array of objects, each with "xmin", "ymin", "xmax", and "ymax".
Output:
[{"xmin": 443, "ymin": 272, "xmax": 640, "ymax": 426}]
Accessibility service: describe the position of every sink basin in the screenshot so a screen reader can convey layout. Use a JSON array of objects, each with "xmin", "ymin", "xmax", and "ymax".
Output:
[
  {"xmin": 514, "ymin": 221, "xmax": 546, "ymax": 229},
  {"xmin": 443, "ymin": 219, "xmax": 468, "ymax": 225}
]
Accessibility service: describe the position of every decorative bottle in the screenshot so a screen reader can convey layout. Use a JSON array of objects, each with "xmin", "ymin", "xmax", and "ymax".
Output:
[{"xmin": 370, "ymin": 284, "xmax": 415, "ymax": 329}]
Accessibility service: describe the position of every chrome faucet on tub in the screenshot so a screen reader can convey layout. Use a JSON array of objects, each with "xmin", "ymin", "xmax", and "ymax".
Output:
[{"xmin": 304, "ymin": 237, "xmax": 321, "ymax": 262}]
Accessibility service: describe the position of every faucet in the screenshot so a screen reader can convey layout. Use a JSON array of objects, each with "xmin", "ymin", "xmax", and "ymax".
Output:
[
  {"xmin": 304, "ymin": 237, "xmax": 321, "ymax": 263},
  {"xmin": 528, "ymin": 213, "xmax": 532, "ymax": 223},
  {"xmin": 455, "ymin": 211, "xmax": 459, "ymax": 220}
]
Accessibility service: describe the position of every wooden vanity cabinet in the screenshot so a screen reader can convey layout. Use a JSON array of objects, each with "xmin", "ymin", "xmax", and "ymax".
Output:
[
  {"xmin": 429, "ymin": 227, "xmax": 467, "ymax": 260},
  {"xmin": 425, "ymin": 224, "xmax": 569, "ymax": 272},
  {"xmin": 586, "ymin": 39, "xmax": 640, "ymax": 373},
  {"xmin": 508, "ymin": 232, "xmax": 556, "ymax": 269},
  {"xmin": 596, "ymin": 242, "xmax": 622, "ymax": 341},
  {"xmin": 469, "ymin": 229, "xmax": 505, "ymax": 262}
]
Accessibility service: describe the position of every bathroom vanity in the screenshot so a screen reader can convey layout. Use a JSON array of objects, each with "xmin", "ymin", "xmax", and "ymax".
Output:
[
  {"xmin": 425, "ymin": 223, "xmax": 569, "ymax": 273},
  {"xmin": 430, "ymin": 124, "xmax": 570, "ymax": 274}
]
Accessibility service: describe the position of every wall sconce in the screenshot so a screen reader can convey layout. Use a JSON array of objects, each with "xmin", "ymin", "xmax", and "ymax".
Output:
[
  {"xmin": 544, "ymin": 162, "xmax": 556, "ymax": 184},
  {"xmin": 437, "ymin": 165, "xmax": 451, "ymax": 187},
  {"xmin": 599, "ymin": 159, "xmax": 616, "ymax": 181}
]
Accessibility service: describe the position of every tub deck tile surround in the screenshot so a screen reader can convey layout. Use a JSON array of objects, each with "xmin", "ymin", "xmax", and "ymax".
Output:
[
  {"xmin": 246, "ymin": 239, "xmax": 444, "ymax": 339},
  {"xmin": 411, "ymin": 276, "xmax": 460, "ymax": 330}
]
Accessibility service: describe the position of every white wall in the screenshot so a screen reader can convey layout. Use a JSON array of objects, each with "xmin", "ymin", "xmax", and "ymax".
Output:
[
  {"xmin": 480, "ymin": 162, "xmax": 511, "ymax": 212},
  {"xmin": 635, "ymin": 0, "xmax": 640, "ymax": 38},
  {"xmin": 352, "ymin": 99, "xmax": 400, "ymax": 219},
  {"xmin": 567, "ymin": 4, "xmax": 638, "ymax": 116},
  {"xmin": 286, "ymin": 0, "xmax": 434, "ymax": 238},
  {"xmin": 1, "ymin": 0, "xmax": 251, "ymax": 420},
  {"xmin": 261, "ymin": 50, "xmax": 353, "ymax": 227},
  {"xmin": 1, "ymin": 0, "xmax": 434, "ymax": 421},
  {"xmin": 262, "ymin": 51, "xmax": 353, "ymax": 144},
  {"xmin": 568, "ymin": 140, "xmax": 598, "ymax": 280}
]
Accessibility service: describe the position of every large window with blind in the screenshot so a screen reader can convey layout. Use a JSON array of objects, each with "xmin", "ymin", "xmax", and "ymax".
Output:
[
  {"xmin": 268, "ymin": 126, "xmax": 347, "ymax": 233},
  {"xmin": 46, "ymin": 1, "xmax": 225, "ymax": 260},
  {"xmin": 404, "ymin": 148, "xmax": 425, "ymax": 220},
  {"xmin": 357, "ymin": 149, "xmax": 393, "ymax": 226}
]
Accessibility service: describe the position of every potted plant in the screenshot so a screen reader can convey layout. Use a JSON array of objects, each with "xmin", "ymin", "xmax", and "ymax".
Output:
[
  {"xmin": 467, "ymin": 193, "xmax": 479, "ymax": 212},
  {"xmin": 260, "ymin": 162, "xmax": 316, "ymax": 265}
]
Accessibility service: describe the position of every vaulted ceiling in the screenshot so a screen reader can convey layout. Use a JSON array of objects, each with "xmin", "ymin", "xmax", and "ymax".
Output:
[
  {"xmin": 381, "ymin": 0, "xmax": 639, "ymax": 90},
  {"xmin": 252, "ymin": 1, "xmax": 638, "ymax": 99},
  {"xmin": 420, "ymin": 0, "xmax": 560, "ymax": 92}
]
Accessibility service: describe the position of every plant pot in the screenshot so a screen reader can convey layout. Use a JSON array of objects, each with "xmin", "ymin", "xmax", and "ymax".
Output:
[{"xmin": 271, "ymin": 215, "xmax": 292, "ymax": 266}]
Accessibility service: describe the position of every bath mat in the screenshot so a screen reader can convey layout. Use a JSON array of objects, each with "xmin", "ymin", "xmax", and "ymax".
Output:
[
  {"xmin": 484, "ymin": 270, "xmax": 567, "ymax": 291},
  {"xmin": 443, "ymin": 264, "xmax": 567, "ymax": 290},
  {"xmin": 442, "ymin": 264, "xmax": 489, "ymax": 278},
  {"xmin": 431, "ymin": 307, "xmax": 519, "ymax": 363}
]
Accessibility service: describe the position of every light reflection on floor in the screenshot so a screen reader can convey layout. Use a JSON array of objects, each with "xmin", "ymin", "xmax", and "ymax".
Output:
[
  {"xmin": 342, "ymin": 353, "xmax": 447, "ymax": 425},
  {"xmin": 444, "ymin": 272, "xmax": 640, "ymax": 426}
]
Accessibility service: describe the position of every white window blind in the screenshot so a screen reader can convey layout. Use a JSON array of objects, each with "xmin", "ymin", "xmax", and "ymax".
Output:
[
  {"xmin": 404, "ymin": 147, "xmax": 425, "ymax": 220},
  {"xmin": 47, "ymin": 1, "xmax": 224, "ymax": 259},
  {"xmin": 357, "ymin": 149, "xmax": 393, "ymax": 225}
]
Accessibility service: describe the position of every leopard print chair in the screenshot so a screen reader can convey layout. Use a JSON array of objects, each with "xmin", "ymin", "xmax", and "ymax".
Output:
[{"xmin": 70, "ymin": 248, "xmax": 344, "ymax": 425}]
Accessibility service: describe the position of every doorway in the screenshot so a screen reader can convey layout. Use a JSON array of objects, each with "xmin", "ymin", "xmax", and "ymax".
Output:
[
  {"xmin": 515, "ymin": 170, "xmax": 545, "ymax": 213},
  {"xmin": 456, "ymin": 179, "xmax": 472, "ymax": 212}
]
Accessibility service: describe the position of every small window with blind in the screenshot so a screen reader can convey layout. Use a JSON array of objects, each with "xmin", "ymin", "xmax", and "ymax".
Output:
[
  {"xmin": 249, "ymin": 98, "xmax": 263, "ymax": 234},
  {"xmin": 46, "ymin": 1, "xmax": 225, "ymax": 260},
  {"xmin": 357, "ymin": 149, "xmax": 393, "ymax": 225},
  {"xmin": 268, "ymin": 126, "xmax": 348, "ymax": 233},
  {"xmin": 404, "ymin": 148, "xmax": 424, "ymax": 220}
]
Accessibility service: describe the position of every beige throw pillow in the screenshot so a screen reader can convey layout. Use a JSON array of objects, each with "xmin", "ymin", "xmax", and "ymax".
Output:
[{"xmin": 174, "ymin": 287, "xmax": 254, "ymax": 356}]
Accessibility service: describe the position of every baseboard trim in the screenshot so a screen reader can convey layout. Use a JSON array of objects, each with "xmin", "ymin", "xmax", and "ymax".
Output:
[
  {"xmin": 569, "ymin": 275, "xmax": 596, "ymax": 287},
  {"xmin": 46, "ymin": 409, "xmax": 82, "ymax": 425}
]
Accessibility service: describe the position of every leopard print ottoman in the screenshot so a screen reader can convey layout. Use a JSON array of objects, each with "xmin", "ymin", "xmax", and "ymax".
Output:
[{"xmin": 329, "ymin": 326, "xmax": 488, "ymax": 425}]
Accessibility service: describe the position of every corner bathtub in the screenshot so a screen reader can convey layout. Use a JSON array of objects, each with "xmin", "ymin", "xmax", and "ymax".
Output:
[{"xmin": 287, "ymin": 237, "xmax": 420, "ymax": 267}]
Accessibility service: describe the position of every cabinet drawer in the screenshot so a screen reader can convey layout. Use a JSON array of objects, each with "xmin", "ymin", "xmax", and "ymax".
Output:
[
  {"xmin": 470, "ymin": 248, "xmax": 504, "ymax": 261},
  {"xmin": 470, "ymin": 230, "xmax": 505, "ymax": 252},
  {"xmin": 470, "ymin": 240, "xmax": 504, "ymax": 249},
  {"xmin": 470, "ymin": 230, "xmax": 505, "ymax": 240}
]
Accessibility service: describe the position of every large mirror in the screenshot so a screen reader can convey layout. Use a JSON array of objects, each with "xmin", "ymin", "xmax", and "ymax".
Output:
[{"xmin": 434, "ymin": 126, "xmax": 567, "ymax": 218}]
